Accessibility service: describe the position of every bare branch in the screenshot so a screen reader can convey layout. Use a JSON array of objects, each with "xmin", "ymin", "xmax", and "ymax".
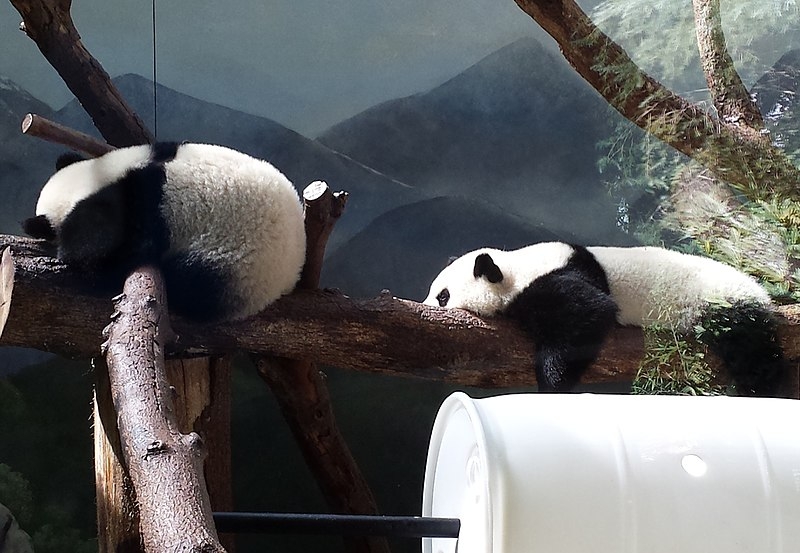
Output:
[
  {"xmin": 258, "ymin": 183, "xmax": 389, "ymax": 553},
  {"xmin": 3, "ymin": 235, "xmax": 799, "ymax": 391},
  {"xmin": 22, "ymin": 113, "xmax": 114, "ymax": 157},
  {"xmin": 0, "ymin": 248, "xmax": 14, "ymax": 340},
  {"xmin": 299, "ymin": 181, "xmax": 349, "ymax": 289}
]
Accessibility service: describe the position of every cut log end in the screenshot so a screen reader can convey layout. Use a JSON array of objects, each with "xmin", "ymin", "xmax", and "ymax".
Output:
[
  {"xmin": 303, "ymin": 180, "xmax": 330, "ymax": 202},
  {"xmin": 0, "ymin": 247, "xmax": 15, "ymax": 339}
]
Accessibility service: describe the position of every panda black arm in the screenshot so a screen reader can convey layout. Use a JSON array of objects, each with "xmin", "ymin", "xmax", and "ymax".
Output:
[
  {"xmin": 57, "ymin": 185, "xmax": 128, "ymax": 266},
  {"xmin": 503, "ymin": 270, "xmax": 618, "ymax": 392},
  {"xmin": 22, "ymin": 215, "xmax": 56, "ymax": 241}
]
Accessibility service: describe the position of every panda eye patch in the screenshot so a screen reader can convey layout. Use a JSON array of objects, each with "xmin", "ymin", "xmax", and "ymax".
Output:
[{"xmin": 436, "ymin": 289, "xmax": 450, "ymax": 307}]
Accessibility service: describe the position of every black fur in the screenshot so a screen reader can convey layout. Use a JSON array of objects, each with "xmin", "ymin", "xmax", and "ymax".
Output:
[
  {"xmin": 57, "ymin": 162, "xmax": 169, "ymax": 269},
  {"xmin": 474, "ymin": 253, "xmax": 503, "ymax": 283},
  {"xmin": 21, "ymin": 214, "xmax": 56, "ymax": 241},
  {"xmin": 55, "ymin": 152, "xmax": 86, "ymax": 170},
  {"xmin": 502, "ymin": 245, "xmax": 617, "ymax": 392},
  {"xmin": 150, "ymin": 142, "xmax": 180, "ymax": 164},
  {"xmin": 697, "ymin": 301, "xmax": 785, "ymax": 396},
  {"xmin": 162, "ymin": 253, "xmax": 236, "ymax": 322}
]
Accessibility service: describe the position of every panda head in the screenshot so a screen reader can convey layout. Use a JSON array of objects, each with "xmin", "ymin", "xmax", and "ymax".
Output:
[
  {"xmin": 423, "ymin": 248, "xmax": 517, "ymax": 316},
  {"xmin": 22, "ymin": 146, "xmax": 152, "ymax": 241}
]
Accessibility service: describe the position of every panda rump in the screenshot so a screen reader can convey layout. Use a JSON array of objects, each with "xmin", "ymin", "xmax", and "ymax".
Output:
[{"xmin": 23, "ymin": 142, "xmax": 307, "ymax": 323}]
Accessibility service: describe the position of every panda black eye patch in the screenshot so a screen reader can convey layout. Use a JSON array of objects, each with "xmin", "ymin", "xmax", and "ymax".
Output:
[{"xmin": 436, "ymin": 289, "xmax": 450, "ymax": 307}]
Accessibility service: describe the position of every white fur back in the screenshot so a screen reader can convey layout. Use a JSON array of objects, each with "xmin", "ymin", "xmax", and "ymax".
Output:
[
  {"xmin": 35, "ymin": 146, "xmax": 152, "ymax": 227},
  {"xmin": 162, "ymin": 143, "xmax": 306, "ymax": 319},
  {"xmin": 588, "ymin": 246, "xmax": 771, "ymax": 328}
]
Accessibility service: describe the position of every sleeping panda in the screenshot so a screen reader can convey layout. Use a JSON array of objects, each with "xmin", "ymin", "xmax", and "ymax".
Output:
[
  {"xmin": 423, "ymin": 242, "xmax": 785, "ymax": 396},
  {"xmin": 22, "ymin": 142, "xmax": 306, "ymax": 323}
]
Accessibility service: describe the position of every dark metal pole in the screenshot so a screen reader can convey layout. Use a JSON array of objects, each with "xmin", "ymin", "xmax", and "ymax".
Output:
[{"xmin": 213, "ymin": 512, "xmax": 461, "ymax": 538}]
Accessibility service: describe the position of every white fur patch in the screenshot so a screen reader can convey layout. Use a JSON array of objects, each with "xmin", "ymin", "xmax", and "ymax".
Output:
[
  {"xmin": 162, "ymin": 143, "xmax": 306, "ymax": 319},
  {"xmin": 588, "ymin": 246, "xmax": 770, "ymax": 329},
  {"xmin": 36, "ymin": 146, "xmax": 151, "ymax": 227},
  {"xmin": 36, "ymin": 143, "xmax": 305, "ymax": 321}
]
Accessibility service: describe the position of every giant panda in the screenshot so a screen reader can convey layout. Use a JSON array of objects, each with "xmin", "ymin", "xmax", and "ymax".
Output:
[
  {"xmin": 423, "ymin": 242, "xmax": 785, "ymax": 396},
  {"xmin": 22, "ymin": 142, "xmax": 306, "ymax": 323}
]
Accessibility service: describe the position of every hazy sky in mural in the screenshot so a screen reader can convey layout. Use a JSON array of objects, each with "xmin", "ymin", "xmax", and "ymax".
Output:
[{"xmin": 0, "ymin": 0, "xmax": 545, "ymax": 135}]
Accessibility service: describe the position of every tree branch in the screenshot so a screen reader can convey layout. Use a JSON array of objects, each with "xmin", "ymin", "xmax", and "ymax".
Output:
[
  {"xmin": 512, "ymin": 0, "xmax": 800, "ymax": 201},
  {"xmin": 10, "ymin": 0, "xmax": 152, "ymax": 146},
  {"xmin": 3, "ymin": 234, "xmax": 799, "ymax": 390},
  {"xmin": 692, "ymin": 0, "xmax": 765, "ymax": 131},
  {"xmin": 256, "ymin": 183, "xmax": 389, "ymax": 553},
  {"xmin": 0, "ymin": 248, "xmax": 13, "ymax": 340},
  {"xmin": 21, "ymin": 113, "xmax": 114, "ymax": 157},
  {"xmin": 102, "ymin": 264, "xmax": 224, "ymax": 552}
]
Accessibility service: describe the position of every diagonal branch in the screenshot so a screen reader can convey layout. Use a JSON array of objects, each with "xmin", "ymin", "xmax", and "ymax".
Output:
[
  {"xmin": 256, "ymin": 183, "xmax": 390, "ymax": 553},
  {"xmin": 10, "ymin": 0, "xmax": 152, "ymax": 146},
  {"xmin": 512, "ymin": 0, "xmax": 800, "ymax": 200}
]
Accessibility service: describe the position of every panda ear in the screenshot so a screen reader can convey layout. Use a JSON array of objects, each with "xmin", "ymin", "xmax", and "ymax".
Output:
[
  {"xmin": 55, "ymin": 151, "xmax": 86, "ymax": 170},
  {"xmin": 473, "ymin": 253, "xmax": 503, "ymax": 283}
]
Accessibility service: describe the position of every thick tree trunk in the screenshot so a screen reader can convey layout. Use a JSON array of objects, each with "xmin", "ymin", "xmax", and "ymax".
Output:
[
  {"xmin": 102, "ymin": 265, "xmax": 225, "ymax": 553},
  {"xmin": 691, "ymin": 0, "xmax": 764, "ymax": 132}
]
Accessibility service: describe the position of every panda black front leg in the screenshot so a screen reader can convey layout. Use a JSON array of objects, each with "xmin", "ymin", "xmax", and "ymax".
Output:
[{"xmin": 504, "ymin": 271, "xmax": 619, "ymax": 392}]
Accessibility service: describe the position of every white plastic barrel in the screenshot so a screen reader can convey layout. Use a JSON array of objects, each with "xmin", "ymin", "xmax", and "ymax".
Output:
[{"xmin": 422, "ymin": 392, "xmax": 800, "ymax": 553}]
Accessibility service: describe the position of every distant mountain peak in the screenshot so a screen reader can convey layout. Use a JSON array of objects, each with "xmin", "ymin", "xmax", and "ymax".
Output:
[{"xmin": 0, "ymin": 75, "xmax": 27, "ymax": 95}]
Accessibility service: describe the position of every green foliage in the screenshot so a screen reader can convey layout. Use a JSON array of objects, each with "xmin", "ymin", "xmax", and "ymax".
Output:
[
  {"xmin": 632, "ymin": 322, "xmax": 727, "ymax": 396},
  {"xmin": 661, "ymin": 169, "xmax": 800, "ymax": 302},
  {"xmin": 598, "ymin": 118, "xmax": 689, "ymax": 239},
  {"xmin": 591, "ymin": 0, "xmax": 800, "ymax": 86},
  {"xmin": 0, "ymin": 464, "xmax": 34, "ymax": 527},
  {"xmin": 0, "ymin": 360, "xmax": 97, "ymax": 553}
]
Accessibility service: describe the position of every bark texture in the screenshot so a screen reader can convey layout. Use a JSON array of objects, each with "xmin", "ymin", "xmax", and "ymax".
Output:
[
  {"xmin": 102, "ymin": 265, "xmax": 225, "ymax": 552},
  {"xmin": 692, "ymin": 0, "xmax": 764, "ymax": 131},
  {"xmin": 256, "ymin": 183, "xmax": 390, "ymax": 553},
  {"xmin": 3, "ymin": 235, "xmax": 799, "ymax": 393}
]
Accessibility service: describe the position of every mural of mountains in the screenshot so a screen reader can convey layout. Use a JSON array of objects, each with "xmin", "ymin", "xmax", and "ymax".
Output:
[
  {"xmin": 0, "ymin": 37, "xmax": 636, "ymax": 266},
  {"xmin": 318, "ymin": 37, "xmax": 627, "ymax": 243}
]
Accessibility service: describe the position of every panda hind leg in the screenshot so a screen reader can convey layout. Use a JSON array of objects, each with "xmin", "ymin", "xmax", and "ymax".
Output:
[
  {"xmin": 697, "ymin": 301, "xmax": 786, "ymax": 397},
  {"xmin": 162, "ymin": 254, "xmax": 242, "ymax": 323},
  {"xmin": 505, "ymin": 272, "xmax": 619, "ymax": 392}
]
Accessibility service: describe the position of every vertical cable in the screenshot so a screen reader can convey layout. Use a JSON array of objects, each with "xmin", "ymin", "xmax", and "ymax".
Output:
[{"xmin": 152, "ymin": 0, "xmax": 158, "ymax": 139}]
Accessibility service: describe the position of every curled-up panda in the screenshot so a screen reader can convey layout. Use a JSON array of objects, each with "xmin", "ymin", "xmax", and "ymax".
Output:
[
  {"xmin": 22, "ymin": 142, "xmax": 306, "ymax": 323},
  {"xmin": 423, "ymin": 242, "xmax": 785, "ymax": 396}
]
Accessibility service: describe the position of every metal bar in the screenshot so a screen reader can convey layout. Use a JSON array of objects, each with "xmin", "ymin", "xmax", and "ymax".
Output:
[{"xmin": 213, "ymin": 512, "xmax": 461, "ymax": 538}]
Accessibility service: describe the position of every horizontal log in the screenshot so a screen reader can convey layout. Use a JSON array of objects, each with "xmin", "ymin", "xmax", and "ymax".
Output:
[{"xmin": 1, "ymin": 235, "xmax": 798, "ymax": 389}]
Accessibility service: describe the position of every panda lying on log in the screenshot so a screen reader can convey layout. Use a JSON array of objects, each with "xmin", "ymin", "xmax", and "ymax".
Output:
[
  {"xmin": 22, "ymin": 142, "xmax": 306, "ymax": 323},
  {"xmin": 424, "ymin": 242, "xmax": 785, "ymax": 396}
]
